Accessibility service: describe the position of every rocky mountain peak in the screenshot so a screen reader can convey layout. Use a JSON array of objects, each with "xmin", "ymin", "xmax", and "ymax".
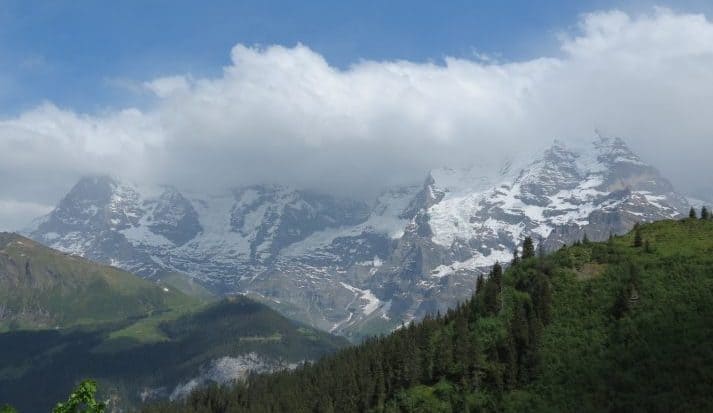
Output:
[
  {"xmin": 591, "ymin": 135, "xmax": 648, "ymax": 175},
  {"xmin": 26, "ymin": 136, "xmax": 691, "ymax": 338},
  {"xmin": 66, "ymin": 175, "xmax": 117, "ymax": 201}
]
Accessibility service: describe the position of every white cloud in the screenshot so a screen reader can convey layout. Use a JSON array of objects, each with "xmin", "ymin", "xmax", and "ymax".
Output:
[
  {"xmin": 1, "ymin": 7, "xmax": 713, "ymax": 230},
  {"xmin": 144, "ymin": 75, "xmax": 192, "ymax": 98},
  {"xmin": 0, "ymin": 199, "xmax": 53, "ymax": 231}
]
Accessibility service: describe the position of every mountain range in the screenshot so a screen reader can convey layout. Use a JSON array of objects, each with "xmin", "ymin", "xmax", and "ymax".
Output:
[{"xmin": 27, "ymin": 135, "xmax": 690, "ymax": 339}]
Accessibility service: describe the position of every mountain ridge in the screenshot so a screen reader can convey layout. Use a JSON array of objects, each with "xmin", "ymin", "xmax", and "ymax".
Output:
[
  {"xmin": 26, "ymin": 135, "xmax": 690, "ymax": 338},
  {"xmin": 0, "ymin": 231, "xmax": 194, "ymax": 331}
]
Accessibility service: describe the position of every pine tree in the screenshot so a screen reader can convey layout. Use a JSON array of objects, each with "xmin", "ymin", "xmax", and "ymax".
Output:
[
  {"xmin": 582, "ymin": 232, "xmax": 590, "ymax": 244},
  {"xmin": 612, "ymin": 286, "xmax": 631, "ymax": 319},
  {"xmin": 534, "ymin": 274, "xmax": 553, "ymax": 325},
  {"xmin": 482, "ymin": 278, "xmax": 500, "ymax": 316},
  {"xmin": 491, "ymin": 262, "xmax": 503, "ymax": 291},
  {"xmin": 605, "ymin": 234, "xmax": 615, "ymax": 256},
  {"xmin": 633, "ymin": 228, "xmax": 643, "ymax": 248},
  {"xmin": 475, "ymin": 275, "xmax": 485, "ymax": 300},
  {"xmin": 522, "ymin": 237, "xmax": 535, "ymax": 259},
  {"xmin": 373, "ymin": 361, "xmax": 386, "ymax": 411},
  {"xmin": 453, "ymin": 312, "xmax": 472, "ymax": 384},
  {"xmin": 701, "ymin": 206, "xmax": 710, "ymax": 220},
  {"xmin": 512, "ymin": 249, "xmax": 520, "ymax": 265},
  {"xmin": 690, "ymin": 207, "xmax": 697, "ymax": 219},
  {"xmin": 433, "ymin": 330, "xmax": 453, "ymax": 380}
]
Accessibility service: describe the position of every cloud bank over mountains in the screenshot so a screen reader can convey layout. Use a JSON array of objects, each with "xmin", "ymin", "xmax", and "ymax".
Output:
[{"xmin": 2, "ymin": 8, "xmax": 713, "ymax": 229}]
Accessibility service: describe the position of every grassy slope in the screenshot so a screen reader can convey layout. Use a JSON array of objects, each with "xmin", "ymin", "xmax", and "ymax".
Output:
[
  {"xmin": 156, "ymin": 271, "xmax": 216, "ymax": 302},
  {"xmin": 0, "ymin": 233, "xmax": 196, "ymax": 331}
]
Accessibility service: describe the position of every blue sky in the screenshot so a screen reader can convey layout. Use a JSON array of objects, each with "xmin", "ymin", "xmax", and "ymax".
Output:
[
  {"xmin": 1, "ymin": 1, "xmax": 713, "ymax": 229},
  {"xmin": 2, "ymin": 0, "xmax": 711, "ymax": 115}
]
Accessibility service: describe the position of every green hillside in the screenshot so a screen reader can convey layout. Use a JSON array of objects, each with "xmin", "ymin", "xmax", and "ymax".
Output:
[
  {"xmin": 0, "ymin": 296, "xmax": 348, "ymax": 412},
  {"xmin": 0, "ymin": 234, "xmax": 348, "ymax": 412},
  {"xmin": 143, "ymin": 217, "xmax": 713, "ymax": 412},
  {"xmin": 0, "ymin": 233, "xmax": 196, "ymax": 331}
]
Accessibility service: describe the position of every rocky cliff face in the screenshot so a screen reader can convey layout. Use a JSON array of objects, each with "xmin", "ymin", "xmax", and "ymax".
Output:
[{"xmin": 28, "ymin": 136, "xmax": 688, "ymax": 338}]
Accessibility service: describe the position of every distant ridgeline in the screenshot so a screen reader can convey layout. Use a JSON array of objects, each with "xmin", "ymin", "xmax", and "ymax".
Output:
[
  {"xmin": 142, "ymin": 215, "xmax": 713, "ymax": 412},
  {"xmin": 27, "ymin": 137, "xmax": 690, "ymax": 339}
]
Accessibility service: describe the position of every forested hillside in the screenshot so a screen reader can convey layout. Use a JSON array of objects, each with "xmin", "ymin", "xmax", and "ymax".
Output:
[{"xmin": 142, "ymin": 215, "xmax": 713, "ymax": 412}]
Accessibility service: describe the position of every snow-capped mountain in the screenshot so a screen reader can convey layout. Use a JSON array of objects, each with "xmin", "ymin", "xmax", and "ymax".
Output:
[{"xmin": 28, "ymin": 136, "xmax": 689, "ymax": 338}]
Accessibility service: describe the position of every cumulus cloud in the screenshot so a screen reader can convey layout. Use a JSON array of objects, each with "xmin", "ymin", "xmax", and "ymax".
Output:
[{"xmin": 1, "ymin": 7, "xmax": 713, "ymax": 230}]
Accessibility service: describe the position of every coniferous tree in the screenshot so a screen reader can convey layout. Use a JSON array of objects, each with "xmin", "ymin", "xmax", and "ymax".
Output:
[
  {"xmin": 611, "ymin": 286, "xmax": 631, "ymax": 319},
  {"xmin": 482, "ymin": 276, "xmax": 500, "ymax": 316},
  {"xmin": 582, "ymin": 232, "xmax": 590, "ymax": 244},
  {"xmin": 533, "ymin": 274, "xmax": 553, "ymax": 325},
  {"xmin": 433, "ymin": 330, "xmax": 454, "ymax": 380},
  {"xmin": 522, "ymin": 237, "xmax": 535, "ymax": 259},
  {"xmin": 491, "ymin": 262, "xmax": 503, "ymax": 291},
  {"xmin": 690, "ymin": 207, "xmax": 697, "ymax": 219},
  {"xmin": 512, "ymin": 249, "xmax": 520, "ymax": 265},
  {"xmin": 453, "ymin": 312, "xmax": 472, "ymax": 384},
  {"xmin": 403, "ymin": 331, "xmax": 421, "ymax": 386},
  {"xmin": 373, "ymin": 361, "xmax": 386, "ymax": 411},
  {"xmin": 606, "ymin": 232, "xmax": 616, "ymax": 254},
  {"xmin": 509, "ymin": 303, "xmax": 530, "ymax": 385},
  {"xmin": 628, "ymin": 263, "xmax": 642, "ymax": 288},
  {"xmin": 633, "ymin": 228, "xmax": 643, "ymax": 248},
  {"xmin": 475, "ymin": 274, "xmax": 485, "ymax": 295},
  {"xmin": 701, "ymin": 206, "xmax": 710, "ymax": 220}
]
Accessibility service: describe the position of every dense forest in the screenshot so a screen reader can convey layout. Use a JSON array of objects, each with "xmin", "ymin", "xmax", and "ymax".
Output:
[{"xmin": 142, "ymin": 215, "xmax": 713, "ymax": 412}]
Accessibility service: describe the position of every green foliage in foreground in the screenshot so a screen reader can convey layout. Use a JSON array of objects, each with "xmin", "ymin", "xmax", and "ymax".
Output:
[
  {"xmin": 2, "ymin": 380, "xmax": 105, "ymax": 413},
  {"xmin": 143, "ymin": 219, "xmax": 713, "ymax": 412},
  {"xmin": 53, "ymin": 380, "xmax": 105, "ymax": 413}
]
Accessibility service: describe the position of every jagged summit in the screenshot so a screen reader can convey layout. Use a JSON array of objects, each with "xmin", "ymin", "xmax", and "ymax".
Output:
[{"xmin": 27, "ymin": 136, "xmax": 689, "ymax": 337}]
